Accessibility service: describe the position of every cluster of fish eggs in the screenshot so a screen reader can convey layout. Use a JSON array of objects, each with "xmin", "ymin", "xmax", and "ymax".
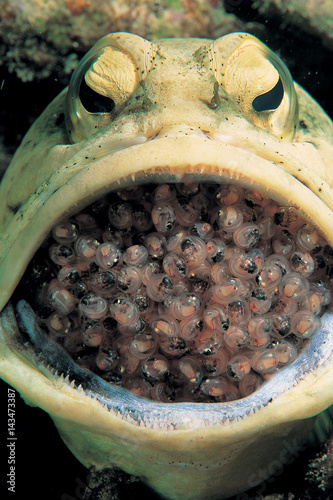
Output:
[{"xmin": 28, "ymin": 182, "xmax": 333, "ymax": 403}]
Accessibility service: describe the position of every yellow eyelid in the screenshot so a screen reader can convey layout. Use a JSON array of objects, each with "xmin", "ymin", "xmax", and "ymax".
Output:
[
  {"xmin": 66, "ymin": 33, "xmax": 156, "ymax": 143},
  {"xmin": 209, "ymin": 33, "xmax": 298, "ymax": 140}
]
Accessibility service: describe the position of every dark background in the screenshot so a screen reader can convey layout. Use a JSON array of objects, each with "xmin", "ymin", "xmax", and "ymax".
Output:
[{"xmin": 1, "ymin": 2, "xmax": 333, "ymax": 499}]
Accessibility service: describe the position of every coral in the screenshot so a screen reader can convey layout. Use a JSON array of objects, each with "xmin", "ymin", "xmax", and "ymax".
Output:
[{"xmin": 0, "ymin": 0, "xmax": 244, "ymax": 83}]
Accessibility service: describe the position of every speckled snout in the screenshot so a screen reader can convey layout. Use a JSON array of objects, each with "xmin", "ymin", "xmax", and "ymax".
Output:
[{"xmin": 1, "ymin": 32, "xmax": 333, "ymax": 500}]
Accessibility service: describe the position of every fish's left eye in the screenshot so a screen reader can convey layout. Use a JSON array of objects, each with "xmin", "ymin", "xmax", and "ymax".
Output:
[{"xmin": 209, "ymin": 33, "xmax": 298, "ymax": 140}]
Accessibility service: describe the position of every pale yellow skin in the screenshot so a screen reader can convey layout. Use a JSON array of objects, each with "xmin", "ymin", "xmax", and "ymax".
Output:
[{"xmin": 0, "ymin": 33, "xmax": 333, "ymax": 500}]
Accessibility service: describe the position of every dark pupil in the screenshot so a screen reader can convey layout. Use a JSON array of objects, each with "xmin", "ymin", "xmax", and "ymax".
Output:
[
  {"xmin": 79, "ymin": 78, "xmax": 115, "ymax": 113},
  {"xmin": 252, "ymin": 77, "xmax": 284, "ymax": 112}
]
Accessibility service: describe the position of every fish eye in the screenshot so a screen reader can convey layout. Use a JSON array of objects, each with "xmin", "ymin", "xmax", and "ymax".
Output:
[
  {"xmin": 66, "ymin": 33, "xmax": 154, "ymax": 142},
  {"xmin": 252, "ymin": 77, "xmax": 284, "ymax": 113},
  {"xmin": 79, "ymin": 78, "xmax": 116, "ymax": 114},
  {"xmin": 209, "ymin": 33, "xmax": 298, "ymax": 139}
]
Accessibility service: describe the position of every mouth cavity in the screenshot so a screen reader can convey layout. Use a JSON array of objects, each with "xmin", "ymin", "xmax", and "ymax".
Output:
[{"xmin": 13, "ymin": 181, "xmax": 333, "ymax": 404}]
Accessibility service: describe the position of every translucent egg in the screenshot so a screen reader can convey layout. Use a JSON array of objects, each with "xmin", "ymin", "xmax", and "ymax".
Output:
[
  {"xmin": 118, "ymin": 266, "xmax": 142, "ymax": 294},
  {"xmin": 79, "ymin": 294, "xmax": 108, "ymax": 320},
  {"xmin": 141, "ymin": 355, "xmax": 169, "ymax": 379},
  {"xmin": 296, "ymin": 224, "xmax": 319, "ymax": 251},
  {"xmin": 150, "ymin": 382, "xmax": 175, "ymax": 402},
  {"xmin": 176, "ymin": 182, "xmax": 200, "ymax": 197},
  {"xmin": 290, "ymin": 311, "xmax": 321, "ymax": 339},
  {"xmin": 90, "ymin": 270, "xmax": 117, "ymax": 297},
  {"xmin": 245, "ymin": 190, "xmax": 269, "ymax": 208},
  {"xmin": 233, "ymin": 223, "xmax": 260, "ymax": 249},
  {"xmin": 152, "ymin": 184, "xmax": 177, "ymax": 203},
  {"xmin": 290, "ymin": 251, "xmax": 315, "ymax": 277},
  {"xmin": 256, "ymin": 263, "xmax": 282, "ymax": 292},
  {"xmin": 257, "ymin": 216, "xmax": 276, "ymax": 239},
  {"xmin": 247, "ymin": 316, "xmax": 272, "ymax": 349},
  {"xmin": 179, "ymin": 236, "xmax": 207, "ymax": 267},
  {"xmin": 108, "ymin": 201, "xmax": 132, "ymax": 229},
  {"xmin": 174, "ymin": 198, "xmax": 198, "ymax": 226},
  {"xmin": 159, "ymin": 336, "xmax": 188, "ymax": 357},
  {"xmin": 123, "ymin": 245, "xmax": 148, "ymax": 267},
  {"xmin": 229, "ymin": 252, "xmax": 259, "ymax": 280},
  {"xmin": 48, "ymin": 281, "xmax": 77, "ymax": 315},
  {"xmin": 145, "ymin": 233, "xmax": 166, "ymax": 260},
  {"xmin": 265, "ymin": 254, "xmax": 290, "ymax": 277},
  {"xmin": 206, "ymin": 238, "xmax": 226, "ymax": 264},
  {"xmin": 179, "ymin": 316, "xmax": 204, "ymax": 341},
  {"xmin": 272, "ymin": 230, "xmax": 294, "ymax": 256},
  {"xmin": 248, "ymin": 288, "xmax": 272, "ymax": 314},
  {"xmin": 201, "ymin": 349, "xmax": 228, "ymax": 377},
  {"xmin": 118, "ymin": 349, "xmax": 140, "ymax": 375},
  {"xmin": 46, "ymin": 313, "xmax": 74, "ymax": 336},
  {"xmin": 239, "ymin": 374, "xmax": 262, "ymax": 397},
  {"xmin": 117, "ymin": 185, "xmax": 144, "ymax": 201},
  {"xmin": 49, "ymin": 243, "xmax": 75, "ymax": 266},
  {"xmin": 75, "ymin": 214, "xmax": 98, "ymax": 232},
  {"xmin": 189, "ymin": 221, "xmax": 214, "ymax": 240},
  {"xmin": 216, "ymin": 185, "xmax": 243, "ymax": 205},
  {"xmin": 250, "ymin": 350, "xmax": 279, "ymax": 373},
  {"xmin": 195, "ymin": 329, "xmax": 222, "ymax": 356},
  {"xmin": 210, "ymin": 278, "xmax": 249, "ymax": 304},
  {"xmin": 171, "ymin": 293, "xmax": 201, "ymax": 320},
  {"xmin": 269, "ymin": 313, "xmax": 291, "ymax": 336},
  {"xmin": 132, "ymin": 205, "xmax": 153, "ymax": 231},
  {"xmin": 166, "ymin": 227, "xmax": 188, "ymax": 253},
  {"xmin": 217, "ymin": 205, "xmax": 243, "ymax": 232},
  {"xmin": 178, "ymin": 356, "xmax": 203, "ymax": 384},
  {"xmin": 210, "ymin": 263, "xmax": 229, "ymax": 284},
  {"xmin": 52, "ymin": 220, "xmax": 79, "ymax": 244},
  {"xmin": 81, "ymin": 321, "xmax": 104, "ymax": 347},
  {"xmin": 163, "ymin": 252, "xmax": 187, "ymax": 279},
  {"xmin": 125, "ymin": 379, "xmax": 151, "ymax": 398},
  {"xmin": 57, "ymin": 266, "xmax": 81, "ymax": 288},
  {"xmin": 152, "ymin": 316, "xmax": 179, "ymax": 337},
  {"xmin": 151, "ymin": 202, "xmax": 176, "ymax": 233},
  {"xmin": 227, "ymin": 355, "xmax": 251, "ymax": 381},
  {"xmin": 203, "ymin": 305, "xmax": 229, "ymax": 332},
  {"xmin": 129, "ymin": 333, "xmax": 158, "ymax": 359},
  {"xmin": 132, "ymin": 287, "xmax": 152, "ymax": 314},
  {"xmin": 223, "ymin": 325, "xmax": 249, "ymax": 351},
  {"xmin": 272, "ymin": 297, "xmax": 297, "ymax": 316},
  {"xmin": 102, "ymin": 225, "xmax": 123, "ymax": 247},
  {"xmin": 311, "ymin": 280, "xmax": 332, "ymax": 306},
  {"xmin": 268, "ymin": 340, "xmax": 297, "ymax": 365},
  {"xmin": 74, "ymin": 235, "xmax": 100, "ymax": 260},
  {"xmin": 142, "ymin": 261, "xmax": 161, "ymax": 286},
  {"xmin": 199, "ymin": 377, "xmax": 229, "ymax": 398},
  {"xmin": 279, "ymin": 273, "xmax": 309, "ymax": 300},
  {"xmin": 146, "ymin": 274, "xmax": 174, "ymax": 302},
  {"xmin": 109, "ymin": 297, "xmax": 140, "ymax": 326},
  {"xmin": 227, "ymin": 300, "xmax": 251, "ymax": 326},
  {"xmin": 96, "ymin": 242, "xmax": 121, "ymax": 269}
]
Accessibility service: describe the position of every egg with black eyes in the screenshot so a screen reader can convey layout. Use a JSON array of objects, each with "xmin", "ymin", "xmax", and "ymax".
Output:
[{"xmin": 0, "ymin": 32, "xmax": 333, "ymax": 500}]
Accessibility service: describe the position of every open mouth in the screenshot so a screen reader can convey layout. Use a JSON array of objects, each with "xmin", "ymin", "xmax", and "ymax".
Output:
[{"xmin": 12, "ymin": 179, "xmax": 333, "ymax": 404}]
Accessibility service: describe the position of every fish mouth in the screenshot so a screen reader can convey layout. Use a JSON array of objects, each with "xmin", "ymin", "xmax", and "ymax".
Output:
[
  {"xmin": 1, "ymin": 135, "xmax": 333, "ymax": 431},
  {"xmin": 2, "ymin": 137, "xmax": 333, "ymax": 431}
]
